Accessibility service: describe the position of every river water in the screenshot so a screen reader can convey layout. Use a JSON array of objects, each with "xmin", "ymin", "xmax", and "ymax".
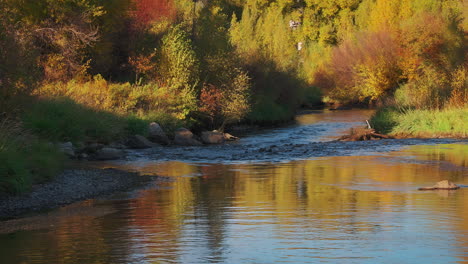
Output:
[{"xmin": 1, "ymin": 110, "xmax": 467, "ymax": 263}]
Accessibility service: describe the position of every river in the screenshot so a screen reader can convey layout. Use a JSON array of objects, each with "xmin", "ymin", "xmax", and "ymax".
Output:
[{"xmin": 0, "ymin": 110, "xmax": 467, "ymax": 263}]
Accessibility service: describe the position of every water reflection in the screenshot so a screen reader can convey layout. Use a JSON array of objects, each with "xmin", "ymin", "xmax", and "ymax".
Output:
[{"xmin": 0, "ymin": 144, "xmax": 467, "ymax": 263}]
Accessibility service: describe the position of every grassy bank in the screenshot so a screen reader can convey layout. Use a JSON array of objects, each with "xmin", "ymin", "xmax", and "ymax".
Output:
[
  {"xmin": 0, "ymin": 117, "xmax": 63, "ymax": 194},
  {"xmin": 0, "ymin": 96, "xmax": 190, "ymax": 195},
  {"xmin": 371, "ymin": 106, "xmax": 468, "ymax": 138}
]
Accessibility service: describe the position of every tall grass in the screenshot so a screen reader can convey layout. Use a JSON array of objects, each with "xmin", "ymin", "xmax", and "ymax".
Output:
[
  {"xmin": 22, "ymin": 98, "xmax": 132, "ymax": 143},
  {"xmin": 0, "ymin": 117, "xmax": 63, "ymax": 194},
  {"xmin": 371, "ymin": 106, "xmax": 468, "ymax": 138}
]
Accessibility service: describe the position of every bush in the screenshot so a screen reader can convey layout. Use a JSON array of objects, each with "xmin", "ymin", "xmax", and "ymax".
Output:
[
  {"xmin": 156, "ymin": 25, "xmax": 199, "ymax": 118},
  {"xmin": 315, "ymin": 30, "xmax": 400, "ymax": 104},
  {"xmin": 370, "ymin": 107, "xmax": 399, "ymax": 134},
  {"xmin": 200, "ymin": 53, "xmax": 252, "ymax": 130},
  {"xmin": 248, "ymin": 98, "xmax": 293, "ymax": 123}
]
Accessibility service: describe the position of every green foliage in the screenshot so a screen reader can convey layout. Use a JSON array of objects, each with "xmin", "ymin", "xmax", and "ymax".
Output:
[
  {"xmin": 248, "ymin": 98, "xmax": 293, "ymax": 123},
  {"xmin": 159, "ymin": 25, "xmax": 199, "ymax": 89},
  {"xmin": 229, "ymin": 1, "xmax": 297, "ymax": 70},
  {"xmin": 370, "ymin": 107, "xmax": 399, "ymax": 134},
  {"xmin": 157, "ymin": 25, "xmax": 199, "ymax": 118}
]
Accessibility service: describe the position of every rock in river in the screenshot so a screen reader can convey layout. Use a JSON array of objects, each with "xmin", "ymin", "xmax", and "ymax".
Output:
[
  {"xmin": 126, "ymin": 135, "xmax": 158, "ymax": 149},
  {"xmin": 201, "ymin": 131, "xmax": 225, "ymax": 144},
  {"xmin": 58, "ymin": 142, "xmax": 75, "ymax": 158},
  {"xmin": 174, "ymin": 128, "xmax": 202, "ymax": 146},
  {"xmin": 95, "ymin": 147, "xmax": 125, "ymax": 160},
  {"xmin": 418, "ymin": 180, "xmax": 460, "ymax": 190},
  {"xmin": 148, "ymin": 122, "xmax": 170, "ymax": 145}
]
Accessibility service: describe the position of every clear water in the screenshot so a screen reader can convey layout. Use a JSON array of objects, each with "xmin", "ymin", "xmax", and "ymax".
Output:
[{"xmin": 1, "ymin": 110, "xmax": 467, "ymax": 264}]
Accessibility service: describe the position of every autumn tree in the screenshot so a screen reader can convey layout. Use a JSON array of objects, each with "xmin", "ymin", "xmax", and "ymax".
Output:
[
  {"xmin": 131, "ymin": 0, "xmax": 176, "ymax": 29},
  {"xmin": 200, "ymin": 53, "xmax": 251, "ymax": 131}
]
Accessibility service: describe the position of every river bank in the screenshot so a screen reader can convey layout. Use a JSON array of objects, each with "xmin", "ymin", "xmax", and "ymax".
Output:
[{"xmin": 0, "ymin": 168, "xmax": 167, "ymax": 220}]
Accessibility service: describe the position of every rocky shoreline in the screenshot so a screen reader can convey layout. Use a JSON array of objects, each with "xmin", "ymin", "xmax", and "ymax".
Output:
[
  {"xmin": 0, "ymin": 168, "xmax": 167, "ymax": 220},
  {"xmin": 0, "ymin": 123, "xmax": 240, "ymax": 221},
  {"xmin": 59, "ymin": 122, "xmax": 239, "ymax": 161}
]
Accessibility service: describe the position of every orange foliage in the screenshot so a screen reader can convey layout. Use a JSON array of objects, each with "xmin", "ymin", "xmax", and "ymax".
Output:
[
  {"xmin": 398, "ymin": 13, "xmax": 455, "ymax": 81},
  {"xmin": 314, "ymin": 30, "xmax": 400, "ymax": 102},
  {"xmin": 131, "ymin": 0, "xmax": 176, "ymax": 29},
  {"xmin": 128, "ymin": 52, "xmax": 157, "ymax": 81},
  {"xmin": 199, "ymin": 84, "xmax": 223, "ymax": 124}
]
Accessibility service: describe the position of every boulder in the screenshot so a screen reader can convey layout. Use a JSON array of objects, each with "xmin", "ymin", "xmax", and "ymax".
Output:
[
  {"xmin": 418, "ymin": 180, "xmax": 460, "ymax": 190},
  {"xmin": 126, "ymin": 135, "xmax": 158, "ymax": 149},
  {"xmin": 174, "ymin": 128, "xmax": 202, "ymax": 146},
  {"xmin": 78, "ymin": 153, "xmax": 89, "ymax": 160},
  {"xmin": 58, "ymin": 142, "xmax": 75, "ymax": 158},
  {"xmin": 201, "ymin": 131, "xmax": 225, "ymax": 144},
  {"xmin": 82, "ymin": 143, "xmax": 104, "ymax": 154},
  {"xmin": 95, "ymin": 147, "xmax": 125, "ymax": 160},
  {"xmin": 148, "ymin": 122, "xmax": 170, "ymax": 145},
  {"xmin": 108, "ymin": 142, "xmax": 126, "ymax": 149}
]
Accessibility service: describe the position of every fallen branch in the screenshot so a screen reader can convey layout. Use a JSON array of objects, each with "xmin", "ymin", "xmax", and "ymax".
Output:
[{"xmin": 338, "ymin": 128, "xmax": 394, "ymax": 141}]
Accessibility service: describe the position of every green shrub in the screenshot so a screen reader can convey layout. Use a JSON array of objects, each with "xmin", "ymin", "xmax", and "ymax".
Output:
[
  {"xmin": 370, "ymin": 107, "xmax": 399, "ymax": 134},
  {"xmin": 157, "ymin": 25, "xmax": 199, "ymax": 119},
  {"xmin": 248, "ymin": 98, "xmax": 293, "ymax": 123}
]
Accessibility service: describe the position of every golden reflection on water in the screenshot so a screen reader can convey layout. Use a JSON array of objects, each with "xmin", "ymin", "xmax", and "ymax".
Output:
[{"xmin": 1, "ymin": 144, "xmax": 467, "ymax": 263}]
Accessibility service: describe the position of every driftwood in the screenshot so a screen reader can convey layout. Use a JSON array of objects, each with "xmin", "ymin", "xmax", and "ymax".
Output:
[{"xmin": 338, "ymin": 128, "xmax": 394, "ymax": 141}]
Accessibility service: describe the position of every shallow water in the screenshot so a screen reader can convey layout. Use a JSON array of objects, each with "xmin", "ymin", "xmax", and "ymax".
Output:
[{"xmin": 1, "ymin": 110, "xmax": 467, "ymax": 264}]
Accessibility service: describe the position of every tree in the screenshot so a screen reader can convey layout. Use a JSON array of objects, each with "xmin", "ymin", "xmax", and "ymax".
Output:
[{"xmin": 200, "ymin": 53, "xmax": 251, "ymax": 131}]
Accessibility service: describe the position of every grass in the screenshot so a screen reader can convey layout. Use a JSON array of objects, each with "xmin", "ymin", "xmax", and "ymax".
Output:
[
  {"xmin": 0, "ymin": 118, "xmax": 64, "ymax": 194},
  {"xmin": 371, "ymin": 106, "xmax": 468, "ymax": 138},
  {"xmin": 22, "ymin": 98, "xmax": 135, "ymax": 143}
]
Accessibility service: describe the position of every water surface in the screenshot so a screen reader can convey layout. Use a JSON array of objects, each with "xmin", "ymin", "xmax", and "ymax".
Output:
[{"xmin": 1, "ymin": 110, "xmax": 467, "ymax": 264}]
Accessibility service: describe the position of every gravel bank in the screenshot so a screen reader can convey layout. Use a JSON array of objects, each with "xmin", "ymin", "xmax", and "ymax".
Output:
[{"xmin": 0, "ymin": 168, "xmax": 163, "ymax": 220}]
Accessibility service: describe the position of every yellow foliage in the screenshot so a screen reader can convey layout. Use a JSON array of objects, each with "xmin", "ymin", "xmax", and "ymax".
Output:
[
  {"xmin": 35, "ymin": 75, "xmax": 198, "ymax": 120},
  {"xmin": 449, "ymin": 66, "xmax": 468, "ymax": 107}
]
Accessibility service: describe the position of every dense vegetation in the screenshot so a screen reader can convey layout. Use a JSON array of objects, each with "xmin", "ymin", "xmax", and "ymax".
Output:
[{"xmin": 0, "ymin": 0, "xmax": 466, "ymax": 193}]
